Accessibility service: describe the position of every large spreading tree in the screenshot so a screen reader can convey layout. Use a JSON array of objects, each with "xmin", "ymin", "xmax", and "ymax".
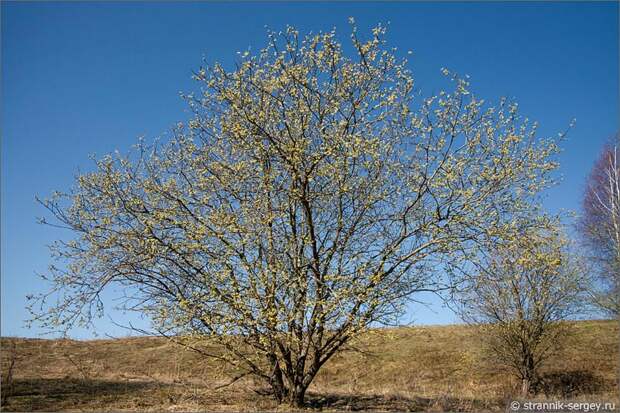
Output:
[{"xmin": 31, "ymin": 23, "xmax": 562, "ymax": 406}]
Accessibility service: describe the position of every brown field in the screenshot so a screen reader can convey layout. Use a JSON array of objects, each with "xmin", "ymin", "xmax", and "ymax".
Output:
[{"xmin": 1, "ymin": 320, "xmax": 618, "ymax": 412}]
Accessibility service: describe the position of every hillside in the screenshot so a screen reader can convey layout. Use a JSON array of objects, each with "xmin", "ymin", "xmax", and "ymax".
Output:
[{"xmin": 1, "ymin": 320, "xmax": 618, "ymax": 412}]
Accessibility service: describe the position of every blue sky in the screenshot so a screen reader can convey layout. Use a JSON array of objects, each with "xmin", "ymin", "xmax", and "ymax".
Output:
[{"xmin": 2, "ymin": 2, "xmax": 618, "ymax": 338}]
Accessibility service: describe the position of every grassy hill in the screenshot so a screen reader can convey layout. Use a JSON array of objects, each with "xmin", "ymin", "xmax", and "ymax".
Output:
[{"xmin": 1, "ymin": 320, "xmax": 618, "ymax": 412}]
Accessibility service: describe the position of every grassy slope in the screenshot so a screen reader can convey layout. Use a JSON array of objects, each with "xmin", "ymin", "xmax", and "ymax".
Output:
[{"xmin": 0, "ymin": 320, "xmax": 618, "ymax": 412}]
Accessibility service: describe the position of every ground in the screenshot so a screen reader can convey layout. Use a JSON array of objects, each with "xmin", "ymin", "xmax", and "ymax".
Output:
[{"xmin": 1, "ymin": 320, "xmax": 618, "ymax": 412}]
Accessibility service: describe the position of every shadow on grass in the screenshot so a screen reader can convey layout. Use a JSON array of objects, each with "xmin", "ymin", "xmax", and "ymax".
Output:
[
  {"xmin": 0, "ymin": 377, "xmax": 157, "ymax": 411},
  {"xmin": 305, "ymin": 392, "xmax": 498, "ymax": 412},
  {"xmin": 4, "ymin": 375, "xmax": 608, "ymax": 412},
  {"xmin": 538, "ymin": 370, "xmax": 609, "ymax": 398}
]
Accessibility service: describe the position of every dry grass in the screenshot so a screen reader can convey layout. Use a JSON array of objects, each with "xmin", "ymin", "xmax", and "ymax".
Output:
[{"xmin": 0, "ymin": 320, "xmax": 617, "ymax": 412}]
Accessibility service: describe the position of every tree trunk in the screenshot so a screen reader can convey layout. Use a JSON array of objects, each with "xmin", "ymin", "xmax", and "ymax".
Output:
[
  {"xmin": 288, "ymin": 384, "xmax": 307, "ymax": 408},
  {"xmin": 269, "ymin": 358, "xmax": 287, "ymax": 402},
  {"xmin": 270, "ymin": 381, "xmax": 287, "ymax": 403},
  {"xmin": 521, "ymin": 377, "xmax": 531, "ymax": 397},
  {"xmin": 521, "ymin": 354, "xmax": 536, "ymax": 396}
]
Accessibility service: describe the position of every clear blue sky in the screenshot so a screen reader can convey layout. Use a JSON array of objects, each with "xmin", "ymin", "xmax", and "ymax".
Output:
[{"xmin": 2, "ymin": 2, "xmax": 618, "ymax": 338}]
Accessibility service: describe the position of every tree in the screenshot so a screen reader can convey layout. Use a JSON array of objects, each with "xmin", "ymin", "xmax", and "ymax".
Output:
[
  {"xmin": 458, "ymin": 223, "xmax": 588, "ymax": 396},
  {"xmin": 578, "ymin": 136, "xmax": 620, "ymax": 316},
  {"xmin": 30, "ymin": 23, "xmax": 562, "ymax": 407}
]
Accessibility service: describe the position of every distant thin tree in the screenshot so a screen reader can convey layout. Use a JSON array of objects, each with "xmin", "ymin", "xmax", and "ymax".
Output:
[
  {"xmin": 1, "ymin": 341, "xmax": 17, "ymax": 407},
  {"xmin": 578, "ymin": 135, "xmax": 620, "ymax": 316}
]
